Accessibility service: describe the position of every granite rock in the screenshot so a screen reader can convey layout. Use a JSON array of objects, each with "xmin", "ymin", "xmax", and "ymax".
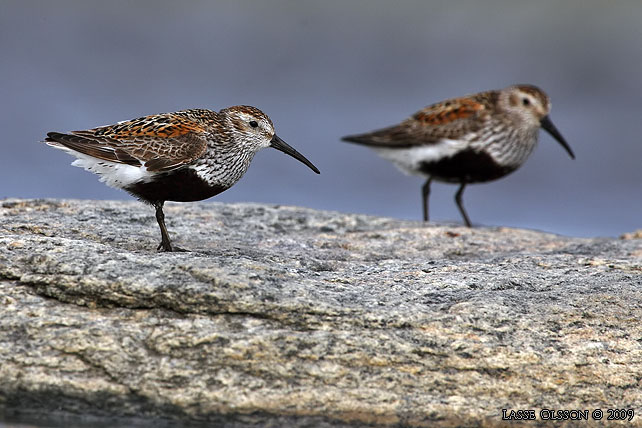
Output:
[{"xmin": 0, "ymin": 199, "xmax": 641, "ymax": 427}]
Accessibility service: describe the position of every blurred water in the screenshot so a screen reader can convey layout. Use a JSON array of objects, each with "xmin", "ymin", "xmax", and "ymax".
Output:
[{"xmin": 1, "ymin": 0, "xmax": 641, "ymax": 238}]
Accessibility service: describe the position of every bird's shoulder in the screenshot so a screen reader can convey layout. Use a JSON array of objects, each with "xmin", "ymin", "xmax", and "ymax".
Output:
[
  {"xmin": 411, "ymin": 91, "xmax": 497, "ymax": 127},
  {"xmin": 73, "ymin": 109, "xmax": 220, "ymax": 142}
]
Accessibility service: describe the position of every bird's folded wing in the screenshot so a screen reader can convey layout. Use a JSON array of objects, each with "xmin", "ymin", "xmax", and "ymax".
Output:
[
  {"xmin": 342, "ymin": 97, "xmax": 491, "ymax": 148},
  {"xmin": 46, "ymin": 113, "xmax": 209, "ymax": 172}
]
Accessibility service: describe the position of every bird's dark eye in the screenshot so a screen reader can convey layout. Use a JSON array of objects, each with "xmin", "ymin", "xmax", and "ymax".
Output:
[
  {"xmin": 522, "ymin": 97, "xmax": 531, "ymax": 106},
  {"xmin": 249, "ymin": 120, "xmax": 258, "ymax": 128}
]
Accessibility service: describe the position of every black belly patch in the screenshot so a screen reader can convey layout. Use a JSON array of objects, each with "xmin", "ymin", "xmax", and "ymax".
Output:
[
  {"xmin": 419, "ymin": 148, "xmax": 515, "ymax": 183},
  {"xmin": 125, "ymin": 168, "xmax": 228, "ymax": 203}
]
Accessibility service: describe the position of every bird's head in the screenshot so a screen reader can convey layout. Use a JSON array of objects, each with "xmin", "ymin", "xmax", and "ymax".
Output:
[
  {"xmin": 220, "ymin": 105, "xmax": 320, "ymax": 173},
  {"xmin": 499, "ymin": 85, "xmax": 574, "ymax": 159}
]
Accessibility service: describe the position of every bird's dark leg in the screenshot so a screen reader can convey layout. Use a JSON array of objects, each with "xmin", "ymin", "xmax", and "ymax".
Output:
[
  {"xmin": 455, "ymin": 182, "xmax": 472, "ymax": 227},
  {"xmin": 421, "ymin": 177, "xmax": 432, "ymax": 222},
  {"xmin": 154, "ymin": 201, "xmax": 174, "ymax": 252}
]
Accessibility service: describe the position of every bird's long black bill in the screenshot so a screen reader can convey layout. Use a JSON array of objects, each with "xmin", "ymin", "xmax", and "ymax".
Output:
[
  {"xmin": 270, "ymin": 134, "xmax": 320, "ymax": 174},
  {"xmin": 541, "ymin": 115, "xmax": 575, "ymax": 159}
]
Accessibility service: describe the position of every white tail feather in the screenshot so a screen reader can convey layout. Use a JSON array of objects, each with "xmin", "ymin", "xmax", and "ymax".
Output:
[{"xmin": 48, "ymin": 143, "xmax": 153, "ymax": 189}]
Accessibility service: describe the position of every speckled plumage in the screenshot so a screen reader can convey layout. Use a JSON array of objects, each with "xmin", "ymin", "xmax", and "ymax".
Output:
[
  {"xmin": 45, "ymin": 106, "xmax": 320, "ymax": 251},
  {"xmin": 342, "ymin": 84, "xmax": 574, "ymax": 226}
]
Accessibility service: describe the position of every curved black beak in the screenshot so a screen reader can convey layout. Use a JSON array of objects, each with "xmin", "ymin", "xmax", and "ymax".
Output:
[
  {"xmin": 541, "ymin": 115, "xmax": 575, "ymax": 159},
  {"xmin": 270, "ymin": 134, "xmax": 320, "ymax": 174}
]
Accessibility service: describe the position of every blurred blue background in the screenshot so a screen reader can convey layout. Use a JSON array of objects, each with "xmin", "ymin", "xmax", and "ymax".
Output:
[{"xmin": 1, "ymin": 0, "xmax": 641, "ymax": 237}]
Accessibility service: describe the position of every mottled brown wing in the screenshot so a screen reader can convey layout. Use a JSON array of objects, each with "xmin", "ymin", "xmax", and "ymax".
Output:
[
  {"xmin": 45, "ymin": 132, "xmax": 143, "ymax": 166},
  {"xmin": 47, "ymin": 112, "xmax": 210, "ymax": 172},
  {"xmin": 121, "ymin": 133, "xmax": 209, "ymax": 172},
  {"xmin": 342, "ymin": 93, "xmax": 494, "ymax": 148}
]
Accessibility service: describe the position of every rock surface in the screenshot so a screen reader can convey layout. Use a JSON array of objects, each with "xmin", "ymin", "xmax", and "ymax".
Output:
[{"xmin": 0, "ymin": 199, "xmax": 641, "ymax": 427}]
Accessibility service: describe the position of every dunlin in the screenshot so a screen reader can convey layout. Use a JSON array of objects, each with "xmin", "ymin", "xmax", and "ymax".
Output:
[
  {"xmin": 45, "ymin": 106, "xmax": 320, "ymax": 251},
  {"xmin": 342, "ymin": 84, "xmax": 574, "ymax": 226}
]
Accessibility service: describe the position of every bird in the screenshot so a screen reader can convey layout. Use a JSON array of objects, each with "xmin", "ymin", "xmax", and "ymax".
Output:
[
  {"xmin": 45, "ymin": 106, "xmax": 320, "ymax": 251},
  {"xmin": 341, "ymin": 84, "xmax": 574, "ymax": 227}
]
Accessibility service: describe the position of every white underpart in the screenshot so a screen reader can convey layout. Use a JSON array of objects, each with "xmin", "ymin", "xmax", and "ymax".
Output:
[
  {"xmin": 48, "ymin": 144, "xmax": 153, "ymax": 189},
  {"xmin": 372, "ymin": 138, "xmax": 470, "ymax": 177}
]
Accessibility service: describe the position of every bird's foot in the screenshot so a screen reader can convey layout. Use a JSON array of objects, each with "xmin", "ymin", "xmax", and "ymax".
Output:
[{"xmin": 157, "ymin": 242, "xmax": 189, "ymax": 252}]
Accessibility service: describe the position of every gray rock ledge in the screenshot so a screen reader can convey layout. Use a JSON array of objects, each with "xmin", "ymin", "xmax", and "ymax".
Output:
[{"xmin": 0, "ymin": 199, "xmax": 641, "ymax": 427}]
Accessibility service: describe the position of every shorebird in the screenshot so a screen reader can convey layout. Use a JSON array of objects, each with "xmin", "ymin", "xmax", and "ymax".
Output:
[
  {"xmin": 45, "ymin": 106, "xmax": 320, "ymax": 251},
  {"xmin": 342, "ymin": 84, "xmax": 574, "ymax": 226}
]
